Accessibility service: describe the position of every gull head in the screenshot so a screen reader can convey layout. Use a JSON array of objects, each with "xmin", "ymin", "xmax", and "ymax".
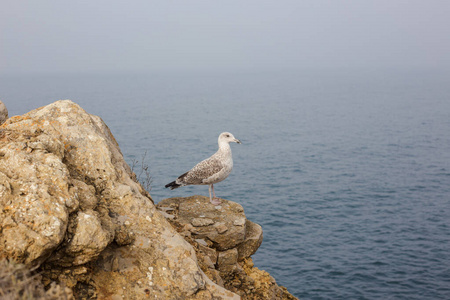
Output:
[{"xmin": 219, "ymin": 132, "xmax": 241, "ymax": 144}]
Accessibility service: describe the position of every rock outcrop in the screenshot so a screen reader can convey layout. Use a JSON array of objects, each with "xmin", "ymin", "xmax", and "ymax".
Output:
[
  {"xmin": 0, "ymin": 100, "xmax": 237, "ymax": 299},
  {"xmin": 0, "ymin": 101, "xmax": 7, "ymax": 125},
  {"xmin": 0, "ymin": 100, "xmax": 297, "ymax": 299},
  {"xmin": 157, "ymin": 196, "xmax": 297, "ymax": 300}
]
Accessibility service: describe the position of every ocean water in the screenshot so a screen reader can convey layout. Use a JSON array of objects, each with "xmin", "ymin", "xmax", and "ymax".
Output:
[{"xmin": 2, "ymin": 69, "xmax": 450, "ymax": 299}]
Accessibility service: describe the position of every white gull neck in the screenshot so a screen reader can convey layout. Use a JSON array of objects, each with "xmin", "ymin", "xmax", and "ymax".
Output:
[{"xmin": 218, "ymin": 140, "xmax": 232, "ymax": 153}]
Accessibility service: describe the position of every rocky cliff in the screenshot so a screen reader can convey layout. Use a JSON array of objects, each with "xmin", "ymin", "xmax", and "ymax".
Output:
[
  {"xmin": 0, "ymin": 100, "xmax": 297, "ymax": 299},
  {"xmin": 0, "ymin": 101, "xmax": 7, "ymax": 125}
]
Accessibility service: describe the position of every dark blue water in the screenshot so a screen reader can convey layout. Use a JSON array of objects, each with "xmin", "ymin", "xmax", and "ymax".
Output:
[{"xmin": 2, "ymin": 69, "xmax": 450, "ymax": 299}]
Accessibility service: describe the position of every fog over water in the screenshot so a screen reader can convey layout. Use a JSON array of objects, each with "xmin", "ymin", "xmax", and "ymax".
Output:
[{"xmin": 1, "ymin": 1, "xmax": 450, "ymax": 74}]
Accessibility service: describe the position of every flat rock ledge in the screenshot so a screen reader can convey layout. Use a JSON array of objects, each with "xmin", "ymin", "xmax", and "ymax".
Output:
[{"xmin": 157, "ymin": 196, "xmax": 298, "ymax": 300}]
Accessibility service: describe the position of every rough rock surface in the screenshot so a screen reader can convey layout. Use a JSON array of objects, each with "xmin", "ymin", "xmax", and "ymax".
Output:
[
  {"xmin": 0, "ymin": 100, "xmax": 239, "ymax": 299},
  {"xmin": 0, "ymin": 101, "xmax": 7, "ymax": 125},
  {"xmin": 157, "ymin": 196, "xmax": 297, "ymax": 300}
]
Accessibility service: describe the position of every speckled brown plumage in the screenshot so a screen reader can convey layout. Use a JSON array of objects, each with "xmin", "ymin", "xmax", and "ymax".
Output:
[{"xmin": 165, "ymin": 132, "xmax": 241, "ymax": 204}]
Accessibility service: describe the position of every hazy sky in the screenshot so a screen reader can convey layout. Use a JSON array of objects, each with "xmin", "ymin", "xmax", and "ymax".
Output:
[{"xmin": 1, "ymin": 1, "xmax": 449, "ymax": 74}]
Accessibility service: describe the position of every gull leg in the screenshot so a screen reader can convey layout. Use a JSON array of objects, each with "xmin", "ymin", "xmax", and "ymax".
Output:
[
  {"xmin": 210, "ymin": 184, "xmax": 222, "ymax": 205},
  {"xmin": 208, "ymin": 185, "xmax": 213, "ymax": 203}
]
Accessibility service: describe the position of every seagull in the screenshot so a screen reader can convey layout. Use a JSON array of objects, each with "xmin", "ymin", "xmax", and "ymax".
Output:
[{"xmin": 165, "ymin": 132, "xmax": 241, "ymax": 205}]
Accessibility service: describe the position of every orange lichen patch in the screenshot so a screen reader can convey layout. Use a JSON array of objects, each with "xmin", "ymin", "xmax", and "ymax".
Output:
[
  {"xmin": 7, "ymin": 115, "xmax": 32, "ymax": 123},
  {"xmin": 64, "ymin": 141, "xmax": 71, "ymax": 150},
  {"xmin": 3, "ymin": 205, "xmax": 14, "ymax": 211}
]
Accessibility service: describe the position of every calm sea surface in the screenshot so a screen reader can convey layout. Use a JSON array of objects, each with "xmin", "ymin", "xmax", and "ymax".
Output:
[{"xmin": 2, "ymin": 69, "xmax": 450, "ymax": 299}]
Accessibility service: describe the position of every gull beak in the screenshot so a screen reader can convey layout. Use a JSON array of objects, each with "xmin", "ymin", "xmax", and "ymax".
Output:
[{"xmin": 235, "ymin": 139, "xmax": 242, "ymax": 144}]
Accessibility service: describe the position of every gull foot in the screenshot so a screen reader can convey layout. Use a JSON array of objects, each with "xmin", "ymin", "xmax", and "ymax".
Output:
[{"xmin": 210, "ymin": 198, "xmax": 222, "ymax": 205}]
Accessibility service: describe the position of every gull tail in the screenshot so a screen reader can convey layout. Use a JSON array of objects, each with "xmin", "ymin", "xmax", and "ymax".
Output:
[
  {"xmin": 165, "ymin": 181, "xmax": 181, "ymax": 190},
  {"xmin": 165, "ymin": 172, "xmax": 188, "ymax": 190}
]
